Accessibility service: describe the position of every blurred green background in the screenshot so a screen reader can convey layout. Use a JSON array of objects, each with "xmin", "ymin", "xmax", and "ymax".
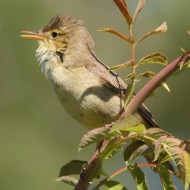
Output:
[{"xmin": 0, "ymin": 0, "xmax": 189, "ymax": 189}]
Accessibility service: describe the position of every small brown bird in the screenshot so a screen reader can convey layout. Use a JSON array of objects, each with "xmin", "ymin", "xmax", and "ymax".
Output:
[{"xmin": 21, "ymin": 15, "xmax": 158, "ymax": 129}]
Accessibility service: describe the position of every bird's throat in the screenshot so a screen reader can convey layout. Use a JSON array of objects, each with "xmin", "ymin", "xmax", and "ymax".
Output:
[{"xmin": 36, "ymin": 42, "xmax": 59, "ymax": 80}]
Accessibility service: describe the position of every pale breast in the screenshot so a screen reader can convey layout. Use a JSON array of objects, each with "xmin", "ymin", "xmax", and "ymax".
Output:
[{"xmin": 52, "ymin": 66, "xmax": 124, "ymax": 129}]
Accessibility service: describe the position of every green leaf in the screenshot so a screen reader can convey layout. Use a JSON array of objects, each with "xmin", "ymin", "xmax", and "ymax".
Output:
[
  {"xmin": 79, "ymin": 126, "xmax": 110, "ymax": 151},
  {"xmin": 124, "ymin": 141, "xmax": 150, "ymax": 163},
  {"xmin": 139, "ymin": 128, "xmax": 190, "ymax": 187},
  {"xmin": 103, "ymin": 138, "xmax": 125, "ymax": 160},
  {"xmin": 139, "ymin": 52, "xmax": 168, "ymax": 66},
  {"xmin": 121, "ymin": 124, "xmax": 146, "ymax": 133},
  {"xmin": 143, "ymin": 128, "xmax": 171, "ymax": 142},
  {"xmin": 110, "ymin": 114, "xmax": 142, "ymax": 134},
  {"xmin": 129, "ymin": 164, "xmax": 150, "ymax": 190},
  {"xmin": 56, "ymin": 176, "xmax": 78, "ymax": 186},
  {"xmin": 159, "ymin": 137, "xmax": 187, "ymax": 176},
  {"xmin": 105, "ymin": 180, "xmax": 128, "ymax": 190},
  {"xmin": 154, "ymin": 135, "xmax": 168, "ymax": 162},
  {"xmin": 133, "ymin": 0, "xmax": 146, "ymax": 23},
  {"xmin": 109, "ymin": 60, "xmax": 134, "ymax": 71},
  {"xmin": 137, "ymin": 22, "xmax": 167, "ymax": 43},
  {"xmin": 58, "ymin": 160, "xmax": 87, "ymax": 177},
  {"xmin": 157, "ymin": 164, "xmax": 177, "ymax": 190}
]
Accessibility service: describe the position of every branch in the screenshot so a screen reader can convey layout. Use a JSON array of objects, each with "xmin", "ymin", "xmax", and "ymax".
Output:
[
  {"xmin": 74, "ymin": 140, "xmax": 108, "ymax": 190},
  {"xmin": 74, "ymin": 52, "xmax": 190, "ymax": 190},
  {"xmin": 74, "ymin": 158, "xmax": 101, "ymax": 190},
  {"xmin": 124, "ymin": 51, "xmax": 190, "ymax": 115},
  {"xmin": 94, "ymin": 163, "xmax": 158, "ymax": 189}
]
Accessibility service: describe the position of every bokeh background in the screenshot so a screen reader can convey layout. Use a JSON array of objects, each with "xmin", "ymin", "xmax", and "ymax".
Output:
[{"xmin": 0, "ymin": 0, "xmax": 189, "ymax": 189}]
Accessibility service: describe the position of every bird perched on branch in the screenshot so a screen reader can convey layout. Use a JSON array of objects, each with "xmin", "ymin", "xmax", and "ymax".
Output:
[{"xmin": 21, "ymin": 15, "xmax": 158, "ymax": 129}]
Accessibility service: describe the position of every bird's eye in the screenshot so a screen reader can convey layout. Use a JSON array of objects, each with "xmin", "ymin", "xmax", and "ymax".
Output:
[{"xmin": 51, "ymin": 32, "xmax": 58, "ymax": 38}]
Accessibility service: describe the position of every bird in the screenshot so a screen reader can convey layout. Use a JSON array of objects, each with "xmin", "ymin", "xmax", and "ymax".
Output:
[{"xmin": 21, "ymin": 15, "xmax": 158, "ymax": 130}]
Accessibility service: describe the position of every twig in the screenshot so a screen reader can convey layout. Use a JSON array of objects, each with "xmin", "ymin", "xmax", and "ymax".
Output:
[
  {"xmin": 124, "ymin": 51, "xmax": 190, "ymax": 116},
  {"xmin": 74, "ymin": 157, "xmax": 102, "ymax": 190},
  {"xmin": 74, "ymin": 52, "xmax": 190, "ymax": 190},
  {"xmin": 74, "ymin": 139, "xmax": 108, "ymax": 190},
  {"xmin": 93, "ymin": 163, "xmax": 157, "ymax": 189}
]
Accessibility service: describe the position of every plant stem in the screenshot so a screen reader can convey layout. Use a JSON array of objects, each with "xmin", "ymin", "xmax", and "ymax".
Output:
[
  {"xmin": 93, "ymin": 163, "xmax": 157, "ymax": 189},
  {"xmin": 74, "ymin": 157, "xmax": 102, "ymax": 190},
  {"xmin": 125, "ymin": 51, "xmax": 190, "ymax": 115},
  {"xmin": 124, "ymin": 23, "xmax": 137, "ymax": 106}
]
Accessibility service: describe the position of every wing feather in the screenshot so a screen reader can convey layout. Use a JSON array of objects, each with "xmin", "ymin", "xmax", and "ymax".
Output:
[{"xmin": 86, "ymin": 48, "xmax": 158, "ymax": 128}]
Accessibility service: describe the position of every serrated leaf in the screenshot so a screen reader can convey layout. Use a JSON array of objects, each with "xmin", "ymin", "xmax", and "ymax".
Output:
[
  {"xmin": 110, "ymin": 114, "xmax": 141, "ymax": 134},
  {"xmin": 56, "ymin": 176, "xmax": 78, "ymax": 186},
  {"xmin": 79, "ymin": 126, "xmax": 110, "ymax": 151},
  {"xmin": 105, "ymin": 180, "xmax": 128, "ymax": 190},
  {"xmin": 129, "ymin": 164, "xmax": 150, "ymax": 190},
  {"xmin": 139, "ymin": 52, "xmax": 168, "ymax": 66},
  {"xmin": 144, "ymin": 128, "xmax": 172, "ymax": 140},
  {"xmin": 103, "ymin": 138, "xmax": 125, "ymax": 160},
  {"xmin": 139, "ymin": 128, "xmax": 190, "ymax": 187},
  {"xmin": 154, "ymin": 135, "xmax": 168, "ymax": 162},
  {"xmin": 99, "ymin": 28, "xmax": 133, "ymax": 44},
  {"xmin": 138, "ymin": 22, "xmax": 167, "ymax": 43},
  {"xmin": 124, "ymin": 141, "xmax": 150, "ymax": 163},
  {"xmin": 157, "ymin": 164, "xmax": 177, "ymax": 190},
  {"xmin": 109, "ymin": 60, "xmax": 134, "ymax": 71},
  {"xmin": 133, "ymin": 0, "xmax": 146, "ymax": 23},
  {"xmin": 58, "ymin": 160, "xmax": 87, "ymax": 177}
]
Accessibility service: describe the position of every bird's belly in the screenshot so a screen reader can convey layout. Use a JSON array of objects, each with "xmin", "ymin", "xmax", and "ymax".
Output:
[{"xmin": 53, "ymin": 83, "xmax": 124, "ymax": 129}]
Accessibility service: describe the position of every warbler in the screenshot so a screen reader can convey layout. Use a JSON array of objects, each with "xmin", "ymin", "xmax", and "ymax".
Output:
[{"xmin": 21, "ymin": 15, "xmax": 158, "ymax": 129}]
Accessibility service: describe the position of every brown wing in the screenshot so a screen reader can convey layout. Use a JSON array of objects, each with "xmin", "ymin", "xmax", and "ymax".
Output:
[
  {"xmin": 87, "ymin": 49, "xmax": 158, "ymax": 128},
  {"xmin": 86, "ymin": 49, "xmax": 127, "ymax": 95}
]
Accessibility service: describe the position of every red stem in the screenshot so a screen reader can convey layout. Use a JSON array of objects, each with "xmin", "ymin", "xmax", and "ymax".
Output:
[{"xmin": 125, "ymin": 51, "xmax": 190, "ymax": 115}]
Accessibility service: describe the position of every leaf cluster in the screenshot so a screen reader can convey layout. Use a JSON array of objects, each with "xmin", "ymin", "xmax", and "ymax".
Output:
[{"xmin": 57, "ymin": 117, "xmax": 190, "ymax": 189}]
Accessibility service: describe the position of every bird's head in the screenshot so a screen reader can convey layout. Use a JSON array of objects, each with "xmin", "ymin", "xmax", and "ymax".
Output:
[{"xmin": 21, "ymin": 15, "xmax": 95, "ymax": 77}]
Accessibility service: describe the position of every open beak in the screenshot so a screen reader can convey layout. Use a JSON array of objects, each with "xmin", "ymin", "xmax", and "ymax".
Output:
[{"xmin": 20, "ymin": 31, "xmax": 45, "ymax": 41}]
